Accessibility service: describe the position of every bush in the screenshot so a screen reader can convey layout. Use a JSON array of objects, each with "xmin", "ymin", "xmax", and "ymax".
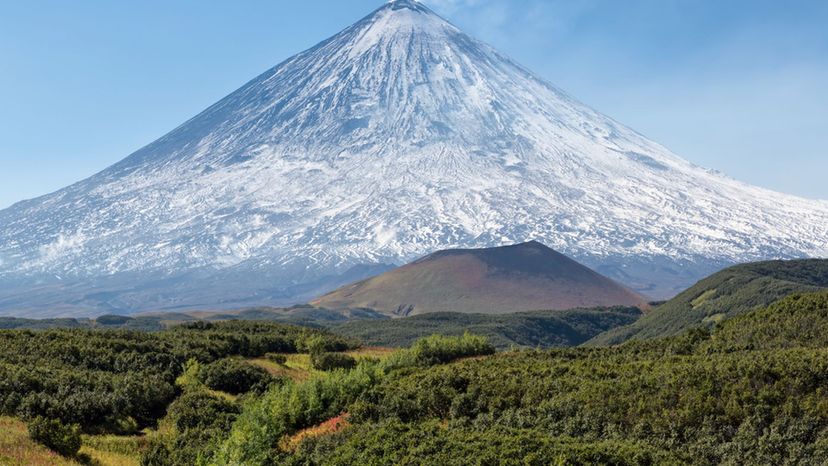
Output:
[
  {"xmin": 300, "ymin": 333, "xmax": 356, "ymax": 355},
  {"xmin": 290, "ymin": 420, "xmax": 680, "ymax": 465},
  {"xmin": 214, "ymin": 361, "xmax": 386, "ymax": 465},
  {"xmin": 215, "ymin": 335, "xmax": 496, "ymax": 464},
  {"xmin": 197, "ymin": 358, "xmax": 272, "ymax": 394},
  {"xmin": 27, "ymin": 416, "xmax": 81, "ymax": 457},
  {"xmin": 142, "ymin": 391, "xmax": 242, "ymax": 466},
  {"xmin": 0, "ymin": 320, "xmax": 351, "ymax": 437},
  {"xmin": 265, "ymin": 353, "xmax": 288, "ymax": 365},
  {"xmin": 411, "ymin": 333, "xmax": 495, "ymax": 365},
  {"xmin": 166, "ymin": 391, "xmax": 240, "ymax": 432},
  {"xmin": 140, "ymin": 441, "xmax": 171, "ymax": 466},
  {"xmin": 311, "ymin": 352, "xmax": 357, "ymax": 371}
]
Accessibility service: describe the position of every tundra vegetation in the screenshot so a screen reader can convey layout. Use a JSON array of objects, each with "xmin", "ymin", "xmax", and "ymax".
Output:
[{"xmin": 1, "ymin": 293, "xmax": 827, "ymax": 465}]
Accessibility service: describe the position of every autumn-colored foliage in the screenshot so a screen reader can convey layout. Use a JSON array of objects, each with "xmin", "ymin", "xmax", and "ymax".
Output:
[{"xmin": 281, "ymin": 414, "xmax": 351, "ymax": 452}]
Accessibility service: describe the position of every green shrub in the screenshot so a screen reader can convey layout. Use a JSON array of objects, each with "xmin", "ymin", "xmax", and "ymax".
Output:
[
  {"xmin": 168, "ymin": 427, "xmax": 227, "ymax": 466},
  {"xmin": 197, "ymin": 358, "xmax": 272, "ymax": 395},
  {"xmin": 0, "ymin": 321, "xmax": 351, "ymax": 434},
  {"xmin": 166, "ymin": 391, "xmax": 240, "ymax": 432},
  {"xmin": 215, "ymin": 361, "xmax": 387, "ymax": 465},
  {"xmin": 265, "ymin": 353, "xmax": 288, "ymax": 365},
  {"xmin": 299, "ymin": 333, "xmax": 356, "ymax": 355},
  {"xmin": 291, "ymin": 420, "xmax": 682, "ymax": 466},
  {"xmin": 215, "ymin": 334, "xmax": 497, "ymax": 464},
  {"xmin": 27, "ymin": 416, "xmax": 81, "ymax": 457},
  {"xmin": 142, "ymin": 392, "xmax": 242, "ymax": 466},
  {"xmin": 311, "ymin": 352, "xmax": 357, "ymax": 371},
  {"xmin": 411, "ymin": 332, "xmax": 495, "ymax": 365},
  {"xmin": 140, "ymin": 441, "xmax": 171, "ymax": 466}
]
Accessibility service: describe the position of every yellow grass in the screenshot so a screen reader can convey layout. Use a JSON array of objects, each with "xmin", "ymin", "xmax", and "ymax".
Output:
[
  {"xmin": 691, "ymin": 289, "xmax": 717, "ymax": 308},
  {"xmin": 250, "ymin": 353, "xmax": 315, "ymax": 382},
  {"xmin": 0, "ymin": 416, "xmax": 152, "ymax": 466},
  {"xmin": 0, "ymin": 416, "xmax": 80, "ymax": 466},
  {"xmin": 79, "ymin": 446, "xmax": 139, "ymax": 466},
  {"xmin": 346, "ymin": 346, "xmax": 396, "ymax": 360},
  {"xmin": 80, "ymin": 433, "xmax": 150, "ymax": 466}
]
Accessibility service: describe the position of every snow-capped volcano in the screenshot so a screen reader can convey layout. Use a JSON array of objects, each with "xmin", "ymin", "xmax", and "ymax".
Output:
[{"xmin": 1, "ymin": 0, "xmax": 826, "ymax": 316}]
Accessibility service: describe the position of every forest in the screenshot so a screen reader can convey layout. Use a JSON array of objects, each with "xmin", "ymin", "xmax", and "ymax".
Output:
[
  {"xmin": 332, "ymin": 306, "xmax": 641, "ymax": 349},
  {"xmin": 591, "ymin": 258, "xmax": 828, "ymax": 345},
  {"xmin": 1, "ymin": 292, "xmax": 827, "ymax": 465},
  {"xmin": 216, "ymin": 292, "xmax": 828, "ymax": 465}
]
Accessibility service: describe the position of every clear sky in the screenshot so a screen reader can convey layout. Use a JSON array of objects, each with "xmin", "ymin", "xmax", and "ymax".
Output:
[{"xmin": 1, "ymin": 0, "xmax": 826, "ymax": 209}]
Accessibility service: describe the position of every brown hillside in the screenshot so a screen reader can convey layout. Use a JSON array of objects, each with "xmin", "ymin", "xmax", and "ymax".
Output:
[{"xmin": 312, "ymin": 241, "xmax": 649, "ymax": 316}]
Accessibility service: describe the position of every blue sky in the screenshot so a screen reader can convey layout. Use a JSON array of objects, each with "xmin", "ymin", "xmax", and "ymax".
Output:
[{"xmin": 0, "ymin": 0, "xmax": 826, "ymax": 209}]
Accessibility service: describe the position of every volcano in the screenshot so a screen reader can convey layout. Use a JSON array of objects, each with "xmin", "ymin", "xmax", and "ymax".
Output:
[
  {"xmin": 312, "ymin": 241, "xmax": 649, "ymax": 315},
  {"xmin": 1, "ymin": 0, "xmax": 826, "ymax": 316}
]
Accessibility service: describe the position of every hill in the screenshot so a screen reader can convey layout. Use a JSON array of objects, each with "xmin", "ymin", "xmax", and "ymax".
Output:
[
  {"xmin": 332, "ymin": 307, "xmax": 641, "ymax": 349},
  {"xmin": 204, "ymin": 306, "xmax": 388, "ymax": 327},
  {"xmin": 312, "ymin": 241, "xmax": 649, "ymax": 316},
  {"xmin": 588, "ymin": 259, "xmax": 828, "ymax": 345},
  {"xmin": 708, "ymin": 291, "xmax": 828, "ymax": 350}
]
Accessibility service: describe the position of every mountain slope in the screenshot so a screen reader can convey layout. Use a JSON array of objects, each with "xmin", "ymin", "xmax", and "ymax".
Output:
[
  {"xmin": 587, "ymin": 259, "xmax": 828, "ymax": 345},
  {"xmin": 707, "ymin": 291, "xmax": 828, "ymax": 351},
  {"xmin": 312, "ymin": 241, "xmax": 649, "ymax": 315},
  {"xmin": 0, "ymin": 0, "xmax": 826, "ymax": 316}
]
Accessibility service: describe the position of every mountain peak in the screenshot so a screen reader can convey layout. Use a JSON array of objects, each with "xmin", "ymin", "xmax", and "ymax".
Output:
[
  {"xmin": 385, "ymin": 0, "xmax": 428, "ymax": 11},
  {"xmin": 0, "ymin": 0, "xmax": 826, "ymax": 316},
  {"xmin": 361, "ymin": 0, "xmax": 454, "ymax": 38},
  {"xmin": 377, "ymin": 0, "xmax": 439, "ymax": 19}
]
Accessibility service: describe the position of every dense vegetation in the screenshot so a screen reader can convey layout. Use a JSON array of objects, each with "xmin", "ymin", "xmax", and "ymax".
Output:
[
  {"xmin": 0, "ymin": 321, "xmax": 355, "ymax": 439},
  {"xmin": 589, "ymin": 259, "xmax": 828, "ymax": 345},
  {"xmin": 276, "ymin": 291, "xmax": 828, "ymax": 465},
  {"xmin": 141, "ymin": 390, "xmax": 243, "ymax": 466},
  {"xmin": 0, "ymin": 307, "xmax": 388, "ymax": 332},
  {"xmin": 709, "ymin": 291, "xmax": 828, "ymax": 350},
  {"xmin": 334, "ymin": 307, "xmax": 641, "ymax": 349},
  {"xmin": 211, "ymin": 333, "xmax": 495, "ymax": 465},
  {"xmin": 0, "ymin": 305, "xmax": 642, "ymax": 352},
  {"xmin": 0, "ymin": 313, "xmax": 204, "ymax": 331},
  {"xmin": 196, "ymin": 358, "xmax": 275, "ymax": 394},
  {"xmin": 0, "ymin": 416, "xmax": 81, "ymax": 465},
  {"xmin": 311, "ymin": 352, "xmax": 358, "ymax": 371},
  {"xmin": 27, "ymin": 417, "xmax": 82, "ymax": 457},
  {"xmin": 5, "ymin": 277, "xmax": 828, "ymax": 465}
]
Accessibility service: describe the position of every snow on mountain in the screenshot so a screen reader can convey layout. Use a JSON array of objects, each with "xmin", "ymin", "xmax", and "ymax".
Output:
[{"xmin": 1, "ymin": 0, "xmax": 826, "ymax": 315}]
